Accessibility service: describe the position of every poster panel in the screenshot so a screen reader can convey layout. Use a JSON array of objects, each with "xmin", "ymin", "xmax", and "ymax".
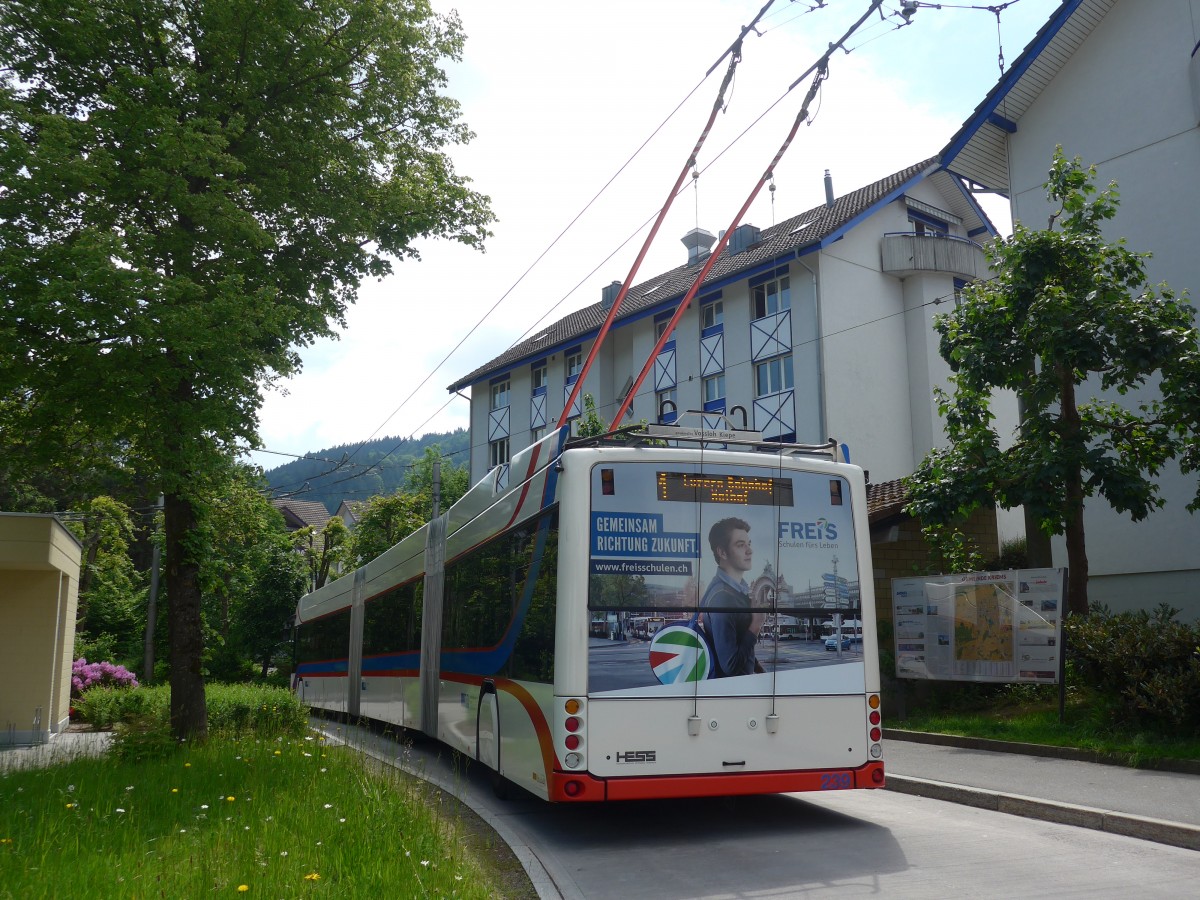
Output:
[
  {"xmin": 587, "ymin": 461, "xmax": 866, "ymax": 697},
  {"xmin": 891, "ymin": 568, "xmax": 1065, "ymax": 683}
]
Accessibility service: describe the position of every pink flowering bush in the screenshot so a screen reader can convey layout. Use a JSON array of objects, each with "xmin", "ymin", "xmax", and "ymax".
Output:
[{"xmin": 71, "ymin": 657, "xmax": 139, "ymax": 697}]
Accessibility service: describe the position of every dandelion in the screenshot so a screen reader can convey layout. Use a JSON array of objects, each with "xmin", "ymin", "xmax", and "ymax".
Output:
[
  {"xmin": 227, "ymin": 796, "xmax": 235, "ymax": 802},
  {"xmin": 303, "ymin": 873, "xmax": 320, "ymax": 881},
  {"xmin": 238, "ymin": 886, "xmax": 249, "ymax": 892},
  {"xmin": 65, "ymin": 803, "xmax": 75, "ymax": 809},
  {"xmin": 171, "ymin": 788, "xmax": 179, "ymax": 794},
  {"xmin": 184, "ymin": 763, "xmax": 191, "ymax": 768},
  {"xmin": 274, "ymin": 751, "xmax": 281, "ymax": 756},
  {"xmin": 1, "ymin": 838, "xmax": 14, "ymax": 844}
]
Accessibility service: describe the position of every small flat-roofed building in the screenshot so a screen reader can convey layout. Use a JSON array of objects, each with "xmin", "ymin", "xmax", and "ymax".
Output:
[{"xmin": 0, "ymin": 513, "xmax": 82, "ymax": 745}]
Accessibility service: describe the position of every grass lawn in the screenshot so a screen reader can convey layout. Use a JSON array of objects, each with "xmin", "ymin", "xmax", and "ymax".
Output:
[
  {"xmin": 1, "ymin": 707, "xmax": 533, "ymax": 898},
  {"xmin": 892, "ymin": 693, "xmax": 1200, "ymax": 765}
]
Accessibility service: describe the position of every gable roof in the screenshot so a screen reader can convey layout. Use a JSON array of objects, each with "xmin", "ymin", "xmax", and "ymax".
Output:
[
  {"xmin": 449, "ymin": 157, "xmax": 989, "ymax": 391},
  {"xmin": 271, "ymin": 499, "xmax": 331, "ymax": 532},
  {"xmin": 941, "ymin": 0, "xmax": 1117, "ymax": 194}
]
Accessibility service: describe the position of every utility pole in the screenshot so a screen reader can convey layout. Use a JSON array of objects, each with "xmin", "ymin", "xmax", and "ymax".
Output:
[{"xmin": 431, "ymin": 458, "xmax": 441, "ymax": 519}]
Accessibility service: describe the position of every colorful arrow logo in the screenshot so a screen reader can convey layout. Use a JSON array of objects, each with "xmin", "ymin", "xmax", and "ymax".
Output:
[{"xmin": 649, "ymin": 625, "xmax": 712, "ymax": 683}]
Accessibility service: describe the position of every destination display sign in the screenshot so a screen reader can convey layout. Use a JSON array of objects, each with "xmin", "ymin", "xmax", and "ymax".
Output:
[{"xmin": 656, "ymin": 472, "xmax": 794, "ymax": 506}]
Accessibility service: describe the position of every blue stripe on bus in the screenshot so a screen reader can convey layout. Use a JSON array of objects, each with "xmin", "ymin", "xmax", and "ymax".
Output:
[{"xmin": 296, "ymin": 659, "xmax": 349, "ymax": 676}]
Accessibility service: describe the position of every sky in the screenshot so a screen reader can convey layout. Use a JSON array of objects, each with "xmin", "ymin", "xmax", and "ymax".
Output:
[{"xmin": 252, "ymin": 0, "xmax": 1061, "ymax": 472}]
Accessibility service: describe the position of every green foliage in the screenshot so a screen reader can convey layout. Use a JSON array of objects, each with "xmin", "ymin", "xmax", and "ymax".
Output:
[
  {"xmin": 906, "ymin": 149, "xmax": 1200, "ymax": 615},
  {"xmin": 66, "ymin": 496, "xmax": 147, "ymax": 669},
  {"xmin": 986, "ymin": 537, "xmax": 1029, "ymax": 571},
  {"xmin": 74, "ymin": 683, "xmax": 308, "ymax": 737},
  {"xmin": 915, "ymin": 522, "xmax": 986, "ymax": 576},
  {"xmin": 263, "ymin": 429, "xmax": 470, "ymax": 513},
  {"xmin": 351, "ymin": 490, "xmax": 428, "ymax": 565},
  {"xmin": 576, "ymin": 394, "xmax": 610, "ymax": 438},
  {"xmin": 0, "ymin": 0, "xmax": 492, "ymax": 738},
  {"xmin": 1065, "ymin": 604, "xmax": 1200, "ymax": 732},
  {"xmin": 294, "ymin": 515, "xmax": 351, "ymax": 590}
]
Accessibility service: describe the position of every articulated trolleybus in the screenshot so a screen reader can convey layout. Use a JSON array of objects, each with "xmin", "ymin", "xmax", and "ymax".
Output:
[{"xmin": 294, "ymin": 423, "xmax": 885, "ymax": 801}]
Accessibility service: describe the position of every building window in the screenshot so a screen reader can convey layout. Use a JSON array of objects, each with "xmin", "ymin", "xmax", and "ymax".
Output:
[
  {"xmin": 702, "ymin": 373, "xmax": 725, "ymax": 406},
  {"xmin": 655, "ymin": 311, "xmax": 676, "ymax": 347},
  {"xmin": 656, "ymin": 387, "xmax": 677, "ymax": 423},
  {"xmin": 565, "ymin": 348, "xmax": 583, "ymax": 381},
  {"xmin": 755, "ymin": 355, "xmax": 794, "ymax": 397},
  {"xmin": 909, "ymin": 211, "xmax": 949, "ymax": 236},
  {"xmin": 489, "ymin": 436, "xmax": 510, "ymax": 469},
  {"xmin": 531, "ymin": 361, "xmax": 548, "ymax": 393},
  {"xmin": 752, "ymin": 277, "xmax": 790, "ymax": 319},
  {"xmin": 701, "ymin": 300, "xmax": 724, "ymax": 333},
  {"xmin": 490, "ymin": 377, "xmax": 510, "ymax": 411},
  {"xmin": 531, "ymin": 425, "xmax": 546, "ymax": 443}
]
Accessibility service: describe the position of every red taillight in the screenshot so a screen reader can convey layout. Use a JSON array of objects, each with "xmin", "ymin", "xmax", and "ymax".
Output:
[
  {"xmin": 565, "ymin": 716, "xmax": 581, "ymax": 733},
  {"xmin": 565, "ymin": 734, "xmax": 581, "ymax": 750},
  {"xmin": 870, "ymin": 727, "xmax": 882, "ymax": 741},
  {"xmin": 564, "ymin": 779, "xmax": 583, "ymax": 797},
  {"xmin": 872, "ymin": 766, "xmax": 885, "ymax": 784},
  {"xmin": 869, "ymin": 710, "xmax": 881, "ymax": 725}
]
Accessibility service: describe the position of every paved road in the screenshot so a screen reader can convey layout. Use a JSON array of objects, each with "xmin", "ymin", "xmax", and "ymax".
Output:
[{"xmin": 318, "ymin": 721, "xmax": 1199, "ymax": 900}]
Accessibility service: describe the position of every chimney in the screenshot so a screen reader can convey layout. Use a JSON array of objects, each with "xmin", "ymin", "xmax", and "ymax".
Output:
[
  {"xmin": 601, "ymin": 280, "xmax": 622, "ymax": 309},
  {"xmin": 681, "ymin": 227, "xmax": 717, "ymax": 265},
  {"xmin": 824, "ymin": 169, "xmax": 835, "ymax": 208}
]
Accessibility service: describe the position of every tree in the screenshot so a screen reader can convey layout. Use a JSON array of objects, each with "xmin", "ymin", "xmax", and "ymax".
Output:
[
  {"xmin": 296, "ymin": 515, "xmax": 350, "ymax": 590},
  {"xmin": 235, "ymin": 536, "xmax": 307, "ymax": 679},
  {"xmin": 67, "ymin": 496, "xmax": 147, "ymax": 668},
  {"xmin": 350, "ymin": 491, "xmax": 426, "ymax": 566},
  {"xmin": 906, "ymin": 150, "xmax": 1200, "ymax": 616},
  {"xmin": 406, "ymin": 445, "xmax": 469, "ymax": 513},
  {"xmin": 0, "ymin": 1, "xmax": 492, "ymax": 738}
]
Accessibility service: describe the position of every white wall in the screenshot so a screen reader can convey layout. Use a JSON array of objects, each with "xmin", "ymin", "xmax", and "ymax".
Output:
[{"xmin": 1007, "ymin": 0, "xmax": 1200, "ymax": 616}]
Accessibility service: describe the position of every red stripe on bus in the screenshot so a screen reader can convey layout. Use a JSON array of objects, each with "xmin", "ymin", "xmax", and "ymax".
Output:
[
  {"xmin": 551, "ymin": 761, "xmax": 885, "ymax": 802},
  {"xmin": 440, "ymin": 673, "xmax": 559, "ymax": 777}
]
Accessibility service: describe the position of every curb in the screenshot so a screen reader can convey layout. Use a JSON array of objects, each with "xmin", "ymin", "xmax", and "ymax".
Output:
[
  {"xmin": 885, "ymin": 774, "xmax": 1200, "ymax": 852},
  {"xmin": 884, "ymin": 728, "xmax": 1200, "ymax": 775}
]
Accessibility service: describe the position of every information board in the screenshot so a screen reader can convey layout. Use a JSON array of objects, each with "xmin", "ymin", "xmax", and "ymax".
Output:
[{"xmin": 891, "ymin": 568, "xmax": 1065, "ymax": 684}]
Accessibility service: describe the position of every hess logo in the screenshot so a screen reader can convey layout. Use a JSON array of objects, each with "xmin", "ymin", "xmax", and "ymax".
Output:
[{"xmin": 616, "ymin": 750, "xmax": 656, "ymax": 764}]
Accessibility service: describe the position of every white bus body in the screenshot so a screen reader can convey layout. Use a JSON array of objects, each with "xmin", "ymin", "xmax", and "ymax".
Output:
[{"xmin": 294, "ymin": 426, "xmax": 885, "ymax": 802}]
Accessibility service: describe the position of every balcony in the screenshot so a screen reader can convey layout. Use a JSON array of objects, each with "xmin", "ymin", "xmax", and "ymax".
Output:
[{"xmin": 881, "ymin": 232, "xmax": 988, "ymax": 280}]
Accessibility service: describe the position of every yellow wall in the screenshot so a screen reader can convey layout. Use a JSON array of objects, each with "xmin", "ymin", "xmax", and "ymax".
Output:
[{"xmin": 0, "ymin": 515, "xmax": 81, "ymax": 743}]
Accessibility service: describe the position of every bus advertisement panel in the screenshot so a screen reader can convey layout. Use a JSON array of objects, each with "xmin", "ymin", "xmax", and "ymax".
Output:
[{"xmin": 588, "ymin": 461, "xmax": 865, "ymax": 696}]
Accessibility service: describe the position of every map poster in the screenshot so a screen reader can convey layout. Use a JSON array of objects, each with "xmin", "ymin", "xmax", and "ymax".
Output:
[{"xmin": 891, "ymin": 568, "xmax": 1065, "ymax": 684}]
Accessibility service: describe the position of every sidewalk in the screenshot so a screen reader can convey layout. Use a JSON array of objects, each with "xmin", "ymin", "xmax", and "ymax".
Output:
[
  {"xmin": 0, "ymin": 730, "xmax": 113, "ymax": 773},
  {"xmin": 883, "ymin": 729, "xmax": 1200, "ymax": 851}
]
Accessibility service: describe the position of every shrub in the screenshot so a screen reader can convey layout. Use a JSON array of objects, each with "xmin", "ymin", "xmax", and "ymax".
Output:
[
  {"xmin": 72, "ymin": 682, "xmax": 306, "ymax": 737},
  {"xmin": 71, "ymin": 657, "xmax": 139, "ymax": 697},
  {"xmin": 1066, "ymin": 604, "xmax": 1200, "ymax": 732}
]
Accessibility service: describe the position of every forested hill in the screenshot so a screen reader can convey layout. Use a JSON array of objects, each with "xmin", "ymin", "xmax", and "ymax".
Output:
[{"xmin": 262, "ymin": 428, "xmax": 470, "ymax": 514}]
